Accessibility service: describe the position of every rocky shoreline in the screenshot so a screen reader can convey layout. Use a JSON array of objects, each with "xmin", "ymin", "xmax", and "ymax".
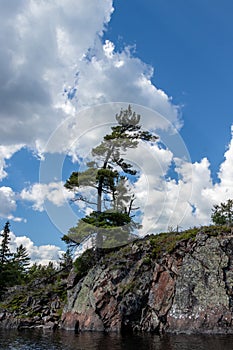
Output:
[
  {"xmin": 1, "ymin": 227, "xmax": 233, "ymax": 334},
  {"xmin": 0, "ymin": 290, "xmax": 63, "ymax": 330}
]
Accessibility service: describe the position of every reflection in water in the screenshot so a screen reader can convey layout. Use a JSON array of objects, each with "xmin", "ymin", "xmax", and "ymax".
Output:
[{"xmin": 0, "ymin": 329, "xmax": 233, "ymax": 350}]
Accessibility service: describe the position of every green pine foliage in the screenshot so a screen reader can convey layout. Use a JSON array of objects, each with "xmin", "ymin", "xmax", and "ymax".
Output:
[
  {"xmin": 0, "ymin": 222, "xmax": 32, "ymax": 293},
  {"xmin": 0, "ymin": 222, "xmax": 72, "ymax": 299},
  {"xmin": 64, "ymin": 106, "xmax": 157, "ymax": 249},
  {"xmin": 59, "ymin": 248, "xmax": 73, "ymax": 277},
  {"xmin": 0, "ymin": 222, "xmax": 13, "ymax": 293},
  {"xmin": 0, "ymin": 221, "xmax": 12, "ymax": 265},
  {"xmin": 211, "ymin": 199, "xmax": 233, "ymax": 226}
]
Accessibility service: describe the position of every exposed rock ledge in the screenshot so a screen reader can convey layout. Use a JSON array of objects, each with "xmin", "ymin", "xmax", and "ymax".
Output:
[
  {"xmin": 1, "ymin": 228, "xmax": 233, "ymax": 334},
  {"xmin": 61, "ymin": 229, "xmax": 233, "ymax": 334}
]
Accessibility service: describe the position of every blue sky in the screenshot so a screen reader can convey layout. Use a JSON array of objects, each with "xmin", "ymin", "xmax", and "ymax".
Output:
[
  {"xmin": 0, "ymin": 1, "xmax": 233, "ymax": 263},
  {"xmin": 108, "ymin": 0, "xmax": 233, "ymax": 170}
]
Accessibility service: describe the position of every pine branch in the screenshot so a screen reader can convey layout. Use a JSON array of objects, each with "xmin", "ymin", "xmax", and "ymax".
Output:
[{"xmin": 71, "ymin": 194, "xmax": 97, "ymax": 207}]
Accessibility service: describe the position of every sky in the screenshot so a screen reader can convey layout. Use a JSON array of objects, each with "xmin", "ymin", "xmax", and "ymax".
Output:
[{"xmin": 1, "ymin": 0, "xmax": 233, "ymax": 264}]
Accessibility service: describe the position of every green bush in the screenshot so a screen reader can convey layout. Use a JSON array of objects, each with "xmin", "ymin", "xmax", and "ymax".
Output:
[{"xmin": 73, "ymin": 249, "xmax": 96, "ymax": 279}]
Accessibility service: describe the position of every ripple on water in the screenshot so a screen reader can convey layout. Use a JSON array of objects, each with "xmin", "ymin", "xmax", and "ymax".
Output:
[{"xmin": 0, "ymin": 330, "xmax": 233, "ymax": 350}]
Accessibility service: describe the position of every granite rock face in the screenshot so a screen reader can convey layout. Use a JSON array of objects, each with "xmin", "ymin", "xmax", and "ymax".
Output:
[
  {"xmin": 61, "ymin": 231, "xmax": 233, "ymax": 334},
  {"xmin": 1, "ymin": 228, "xmax": 233, "ymax": 333},
  {"xmin": 167, "ymin": 234, "xmax": 232, "ymax": 333}
]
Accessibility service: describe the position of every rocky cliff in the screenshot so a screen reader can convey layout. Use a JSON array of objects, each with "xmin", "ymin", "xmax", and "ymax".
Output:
[
  {"xmin": 61, "ymin": 227, "xmax": 233, "ymax": 334},
  {"xmin": 1, "ymin": 226, "xmax": 233, "ymax": 334}
]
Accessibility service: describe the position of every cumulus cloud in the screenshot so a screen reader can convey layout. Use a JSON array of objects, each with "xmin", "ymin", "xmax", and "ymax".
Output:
[
  {"xmin": 71, "ymin": 40, "xmax": 180, "ymax": 127},
  {"xmin": 20, "ymin": 182, "xmax": 74, "ymax": 211},
  {"xmin": 20, "ymin": 125, "xmax": 233, "ymax": 237},
  {"xmin": 202, "ymin": 126, "xmax": 233, "ymax": 205},
  {"xmin": 0, "ymin": 0, "xmax": 182, "ymax": 228},
  {"xmin": 0, "ymin": 0, "xmax": 114, "ymax": 149},
  {"xmin": 0, "ymin": 231, "xmax": 64, "ymax": 266},
  {"xmin": 2, "ymin": 0, "xmax": 233, "ymax": 243},
  {"xmin": 0, "ymin": 186, "xmax": 25, "ymax": 222},
  {"xmin": 134, "ymin": 127, "xmax": 233, "ymax": 234},
  {"xmin": 0, "ymin": 0, "xmax": 180, "ymax": 159},
  {"xmin": 0, "ymin": 145, "xmax": 23, "ymax": 180},
  {"xmin": 0, "ymin": 186, "xmax": 16, "ymax": 216}
]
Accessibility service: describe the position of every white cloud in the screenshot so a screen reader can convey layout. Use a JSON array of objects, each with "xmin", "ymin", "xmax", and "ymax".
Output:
[
  {"xmin": 0, "ymin": 0, "xmax": 114, "ymax": 149},
  {"xmin": 0, "ymin": 145, "xmax": 23, "ymax": 181},
  {"xmin": 0, "ymin": 0, "xmax": 182, "ymax": 214},
  {"xmin": 0, "ymin": 0, "xmax": 183, "ymax": 229},
  {"xmin": 215, "ymin": 126, "xmax": 233, "ymax": 189},
  {"xmin": 134, "ymin": 127, "xmax": 233, "ymax": 234},
  {"xmin": 10, "ymin": 126, "xmax": 233, "ymax": 240},
  {"xmin": 0, "ymin": 231, "xmax": 64, "ymax": 266},
  {"xmin": 202, "ymin": 126, "xmax": 233, "ymax": 205},
  {"xmin": 0, "ymin": 0, "xmax": 180, "ymax": 162},
  {"xmin": 21, "ymin": 182, "xmax": 74, "ymax": 212},
  {"xmin": 70, "ymin": 41, "xmax": 180, "ymax": 129},
  {"xmin": 29, "ymin": 125, "xmax": 233, "ymax": 237},
  {"xmin": 2, "ymin": 0, "xmax": 233, "ymax": 241},
  {"xmin": 0, "ymin": 186, "xmax": 16, "ymax": 216},
  {"xmin": 0, "ymin": 186, "xmax": 25, "ymax": 222}
]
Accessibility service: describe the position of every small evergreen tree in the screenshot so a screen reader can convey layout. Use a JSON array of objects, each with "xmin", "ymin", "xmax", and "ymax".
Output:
[
  {"xmin": 57, "ymin": 249, "xmax": 73, "ymax": 279},
  {"xmin": 27, "ymin": 262, "xmax": 57, "ymax": 285},
  {"xmin": 211, "ymin": 199, "xmax": 233, "ymax": 226},
  {"xmin": 0, "ymin": 223, "xmax": 31, "ymax": 291},
  {"xmin": 59, "ymin": 248, "xmax": 73, "ymax": 273},
  {"xmin": 0, "ymin": 221, "xmax": 13, "ymax": 294},
  {"xmin": 0, "ymin": 221, "xmax": 12, "ymax": 265},
  {"xmin": 13, "ymin": 244, "xmax": 30, "ymax": 270},
  {"xmin": 11, "ymin": 244, "xmax": 31, "ymax": 284}
]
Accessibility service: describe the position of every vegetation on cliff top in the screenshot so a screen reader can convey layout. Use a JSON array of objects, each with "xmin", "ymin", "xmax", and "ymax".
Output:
[
  {"xmin": 0, "ymin": 220, "xmax": 73, "ymax": 303},
  {"xmin": 72, "ymin": 224, "xmax": 233, "ymax": 283}
]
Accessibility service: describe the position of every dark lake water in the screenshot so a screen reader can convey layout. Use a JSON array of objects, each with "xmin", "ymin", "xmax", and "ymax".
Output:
[{"xmin": 0, "ymin": 329, "xmax": 233, "ymax": 350}]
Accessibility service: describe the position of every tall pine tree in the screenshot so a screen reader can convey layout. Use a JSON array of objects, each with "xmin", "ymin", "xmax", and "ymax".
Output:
[
  {"xmin": 64, "ymin": 106, "xmax": 157, "ymax": 249},
  {"xmin": 0, "ymin": 221, "xmax": 12, "ymax": 265},
  {"xmin": 11, "ymin": 244, "xmax": 30, "ymax": 284},
  {"xmin": 0, "ymin": 222, "xmax": 31, "ymax": 292},
  {"xmin": 0, "ymin": 221, "xmax": 12, "ymax": 294}
]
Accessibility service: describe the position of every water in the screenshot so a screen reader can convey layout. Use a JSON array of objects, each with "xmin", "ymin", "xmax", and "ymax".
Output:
[{"xmin": 0, "ymin": 330, "xmax": 233, "ymax": 350}]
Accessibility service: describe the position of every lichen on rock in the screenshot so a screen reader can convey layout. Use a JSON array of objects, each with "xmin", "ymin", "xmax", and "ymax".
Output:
[
  {"xmin": 2, "ymin": 227, "xmax": 233, "ymax": 334},
  {"xmin": 61, "ymin": 228, "xmax": 233, "ymax": 334},
  {"xmin": 167, "ymin": 234, "xmax": 232, "ymax": 333}
]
